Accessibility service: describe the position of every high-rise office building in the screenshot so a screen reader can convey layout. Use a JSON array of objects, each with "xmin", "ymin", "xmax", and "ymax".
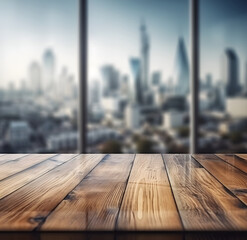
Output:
[
  {"xmin": 58, "ymin": 67, "xmax": 68, "ymax": 98},
  {"xmin": 89, "ymin": 80, "xmax": 100, "ymax": 106},
  {"xmin": 120, "ymin": 75, "xmax": 129, "ymax": 96},
  {"xmin": 43, "ymin": 49, "xmax": 55, "ymax": 91},
  {"xmin": 101, "ymin": 65, "xmax": 119, "ymax": 97},
  {"xmin": 174, "ymin": 37, "xmax": 189, "ymax": 95},
  {"xmin": 29, "ymin": 61, "xmax": 41, "ymax": 94},
  {"xmin": 129, "ymin": 58, "xmax": 142, "ymax": 104},
  {"xmin": 222, "ymin": 48, "xmax": 240, "ymax": 97},
  {"xmin": 205, "ymin": 73, "xmax": 213, "ymax": 89},
  {"xmin": 151, "ymin": 72, "xmax": 161, "ymax": 86},
  {"xmin": 140, "ymin": 21, "xmax": 150, "ymax": 91}
]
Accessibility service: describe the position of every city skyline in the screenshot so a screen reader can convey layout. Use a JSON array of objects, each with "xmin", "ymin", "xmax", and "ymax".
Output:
[
  {"xmin": 0, "ymin": 0, "xmax": 79, "ymax": 88},
  {"xmin": 1, "ymin": 0, "xmax": 247, "ymax": 89},
  {"xmin": 89, "ymin": 0, "xmax": 247, "ymax": 86}
]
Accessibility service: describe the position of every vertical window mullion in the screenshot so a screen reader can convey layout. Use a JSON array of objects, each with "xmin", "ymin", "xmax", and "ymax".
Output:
[
  {"xmin": 190, "ymin": 0, "xmax": 199, "ymax": 154},
  {"xmin": 79, "ymin": 0, "xmax": 87, "ymax": 153}
]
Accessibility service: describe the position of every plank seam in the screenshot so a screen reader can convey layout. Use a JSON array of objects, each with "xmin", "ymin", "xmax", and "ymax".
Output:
[
  {"xmin": 0, "ymin": 154, "xmax": 78, "ymax": 201},
  {"xmin": 161, "ymin": 154, "xmax": 185, "ymax": 232},
  {"xmin": 34, "ymin": 154, "xmax": 107, "ymax": 231},
  {"xmin": 0, "ymin": 154, "xmax": 30, "ymax": 166},
  {"xmin": 191, "ymin": 155, "xmax": 247, "ymax": 208},
  {"xmin": 215, "ymin": 154, "xmax": 247, "ymax": 175},
  {"xmin": 114, "ymin": 154, "xmax": 136, "ymax": 233},
  {"xmin": 0, "ymin": 154, "xmax": 60, "ymax": 183}
]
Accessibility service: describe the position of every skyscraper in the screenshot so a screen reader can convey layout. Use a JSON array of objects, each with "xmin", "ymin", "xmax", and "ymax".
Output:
[
  {"xmin": 89, "ymin": 79, "xmax": 100, "ymax": 106},
  {"xmin": 101, "ymin": 65, "xmax": 119, "ymax": 97},
  {"xmin": 43, "ymin": 49, "xmax": 55, "ymax": 91},
  {"xmin": 130, "ymin": 58, "xmax": 142, "ymax": 104},
  {"xmin": 58, "ymin": 67, "xmax": 68, "ymax": 98},
  {"xmin": 151, "ymin": 72, "xmax": 161, "ymax": 86},
  {"xmin": 173, "ymin": 37, "xmax": 189, "ymax": 95},
  {"xmin": 140, "ymin": 21, "xmax": 150, "ymax": 91},
  {"xmin": 120, "ymin": 75, "xmax": 129, "ymax": 96},
  {"xmin": 29, "ymin": 61, "xmax": 41, "ymax": 94},
  {"xmin": 222, "ymin": 49, "xmax": 240, "ymax": 97},
  {"xmin": 205, "ymin": 73, "xmax": 213, "ymax": 90}
]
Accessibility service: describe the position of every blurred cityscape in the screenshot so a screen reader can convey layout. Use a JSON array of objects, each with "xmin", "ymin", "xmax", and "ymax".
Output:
[
  {"xmin": 1, "ymin": 0, "xmax": 247, "ymax": 153},
  {"xmin": 87, "ymin": 22, "xmax": 247, "ymax": 153},
  {"xmin": 0, "ymin": 49, "xmax": 79, "ymax": 153}
]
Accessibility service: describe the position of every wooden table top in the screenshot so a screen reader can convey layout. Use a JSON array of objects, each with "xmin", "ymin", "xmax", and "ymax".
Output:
[{"xmin": 0, "ymin": 153, "xmax": 247, "ymax": 234}]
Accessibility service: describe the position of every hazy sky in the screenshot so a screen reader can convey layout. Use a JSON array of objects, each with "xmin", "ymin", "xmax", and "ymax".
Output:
[
  {"xmin": 88, "ymin": 0, "xmax": 189, "ymax": 83},
  {"xmin": 1, "ymin": 0, "xmax": 247, "ymax": 88},
  {"xmin": 0, "ymin": 0, "xmax": 79, "ymax": 88},
  {"xmin": 89, "ymin": 0, "xmax": 247, "ymax": 85},
  {"xmin": 200, "ymin": 0, "xmax": 247, "ymax": 84}
]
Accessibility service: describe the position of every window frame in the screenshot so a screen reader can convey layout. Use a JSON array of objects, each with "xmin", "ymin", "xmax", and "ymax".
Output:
[{"xmin": 78, "ymin": 0, "xmax": 200, "ymax": 153}]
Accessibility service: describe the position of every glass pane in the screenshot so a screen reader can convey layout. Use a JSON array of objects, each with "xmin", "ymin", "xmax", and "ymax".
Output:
[
  {"xmin": 88, "ymin": 0, "xmax": 190, "ymax": 153},
  {"xmin": 0, "ymin": 0, "xmax": 79, "ymax": 153},
  {"xmin": 200, "ymin": 0, "xmax": 247, "ymax": 153}
]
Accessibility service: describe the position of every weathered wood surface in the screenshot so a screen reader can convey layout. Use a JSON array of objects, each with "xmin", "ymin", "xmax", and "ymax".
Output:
[
  {"xmin": 193, "ymin": 154, "xmax": 247, "ymax": 205},
  {"xmin": 216, "ymin": 154, "xmax": 247, "ymax": 174},
  {"xmin": 236, "ymin": 154, "xmax": 247, "ymax": 161},
  {"xmin": 42, "ymin": 154, "xmax": 134, "ymax": 231},
  {"xmin": 0, "ymin": 154, "xmax": 57, "ymax": 181},
  {"xmin": 0, "ymin": 154, "xmax": 105, "ymax": 230},
  {"xmin": 0, "ymin": 154, "xmax": 78, "ymax": 199},
  {"xmin": 164, "ymin": 154, "xmax": 247, "ymax": 231},
  {"xmin": 117, "ymin": 154, "xmax": 182, "ymax": 231},
  {"xmin": 0, "ymin": 154, "xmax": 28, "ymax": 165},
  {"xmin": 0, "ymin": 154, "xmax": 247, "ymax": 232}
]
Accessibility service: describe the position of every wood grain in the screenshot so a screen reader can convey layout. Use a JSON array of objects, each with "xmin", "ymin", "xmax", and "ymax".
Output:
[
  {"xmin": 0, "ymin": 153, "xmax": 247, "ymax": 232},
  {"xmin": 117, "ymin": 154, "xmax": 182, "ymax": 231},
  {"xmin": 216, "ymin": 154, "xmax": 247, "ymax": 174},
  {"xmin": 0, "ymin": 154, "xmax": 77, "ymax": 199},
  {"xmin": 0, "ymin": 154, "xmax": 28, "ymax": 165},
  {"xmin": 236, "ymin": 154, "xmax": 247, "ymax": 161},
  {"xmin": 41, "ymin": 154, "xmax": 135, "ymax": 231},
  {"xmin": 193, "ymin": 154, "xmax": 247, "ymax": 205},
  {"xmin": 50, "ymin": 154, "xmax": 78, "ymax": 163},
  {"xmin": 0, "ymin": 154, "xmax": 56, "ymax": 181},
  {"xmin": 164, "ymin": 154, "xmax": 247, "ymax": 231},
  {"xmin": 0, "ymin": 154, "xmax": 105, "ymax": 230}
]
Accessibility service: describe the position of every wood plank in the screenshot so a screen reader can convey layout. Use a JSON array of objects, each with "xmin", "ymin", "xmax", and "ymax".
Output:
[
  {"xmin": 0, "ymin": 154, "xmax": 105, "ymax": 230},
  {"xmin": 0, "ymin": 154, "xmax": 28, "ymax": 165},
  {"xmin": 163, "ymin": 154, "xmax": 247, "ymax": 231},
  {"xmin": 0, "ymin": 154, "xmax": 57, "ymax": 181},
  {"xmin": 216, "ymin": 154, "xmax": 247, "ymax": 174},
  {"xmin": 41, "ymin": 154, "xmax": 134, "ymax": 231},
  {"xmin": 0, "ymin": 154, "xmax": 78, "ymax": 200},
  {"xmin": 193, "ymin": 154, "xmax": 247, "ymax": 205},
  {"xmin": 117, "ymin": 154, "xmax": 182, "ymax": 231},
  {"xmin": 236, "ymin": 154, "xmax": 247, "ymax": 161},
  {"xmin": 51, "ymin": 154, "xmax": 78, "ymax": 163}
]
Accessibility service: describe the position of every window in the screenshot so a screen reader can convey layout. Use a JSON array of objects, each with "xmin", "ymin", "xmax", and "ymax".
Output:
[
  {"xmin": 1, "ymin": 0, "xmax": 246, "ymax": 154},
  {"xmin": 87, "ymin": 0, "xmax": 190, "ymax": 153},
  {"xmin": 199, "ymin": 0, "xmax": 247, "ymax": 153},
  {"xmin": 0, "ymin": 0, "xmax": 79, "ymax": 153}
]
